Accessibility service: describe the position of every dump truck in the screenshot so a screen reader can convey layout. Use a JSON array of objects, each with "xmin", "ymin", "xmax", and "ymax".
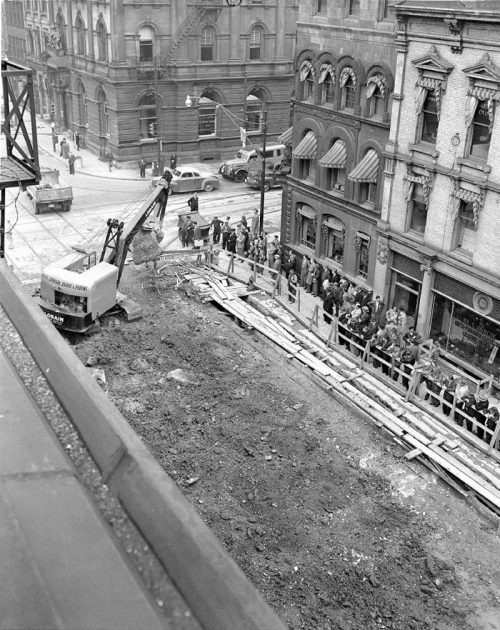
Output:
[
  {"xmin": 38, "ymin": 176, "xmax": 171, "ymax": 333},
  {"xmin": 26, "ymin": 167, "xmax": 73, "ymax": 214}
]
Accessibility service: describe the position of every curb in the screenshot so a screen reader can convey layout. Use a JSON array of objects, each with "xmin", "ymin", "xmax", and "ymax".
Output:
[{"xmin": 0, "ymin": 261, "xmax": 287, "ymax": 630}]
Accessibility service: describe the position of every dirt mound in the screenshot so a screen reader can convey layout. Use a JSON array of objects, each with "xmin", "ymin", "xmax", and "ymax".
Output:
[{"xmin": 72, "ymin": 264, "xmax": 500, "ymax": 630}]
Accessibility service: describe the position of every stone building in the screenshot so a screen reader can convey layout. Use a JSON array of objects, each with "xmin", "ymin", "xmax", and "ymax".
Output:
[
  {"xmin": 280, "ymin": 0, "xmax": 397, "ymax": 289},
  {"xmin": 374, "ymin": 0, "xmax": 500, "ymax": 381},
  {"xmin": 2, "ymin": 0, "xmax": 26, "ymax": 62},
  {"xmin": 17, "ymin": 0, "xmax": 298, "ymax": 164}
]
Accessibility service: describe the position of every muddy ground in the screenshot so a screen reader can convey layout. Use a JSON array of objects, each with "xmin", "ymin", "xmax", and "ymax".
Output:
[{"xmin": 72, "ymin": 264, "xmax": 500, "ymax": 630}]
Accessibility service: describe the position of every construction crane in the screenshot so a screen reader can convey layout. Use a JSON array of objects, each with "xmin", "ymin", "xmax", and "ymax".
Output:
[{"xmin": 38, "ymin": 175, "xmax": 171, "ymax": 333}]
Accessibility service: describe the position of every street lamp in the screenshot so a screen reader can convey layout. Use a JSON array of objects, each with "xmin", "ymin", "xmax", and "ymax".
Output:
[{"xmin": 185, "ymin": 95, "xmax": 268, "ymax": 233}]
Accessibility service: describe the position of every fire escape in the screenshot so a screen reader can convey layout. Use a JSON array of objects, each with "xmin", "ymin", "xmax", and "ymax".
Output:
[{"xmin": 1, "ymin": 60, "xmax": 40, "ymax": 258}]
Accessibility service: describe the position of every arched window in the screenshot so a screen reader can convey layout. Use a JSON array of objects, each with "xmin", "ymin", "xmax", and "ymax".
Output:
[
  {"xmin": 468, "ymin": 99, "xmax": 492, "ymax": 161},
  {"xmin": 319, "ymin": 139, "xmax": 346, "ymax": 193},
  {"xmin": 96, "ymin": 20, "xmax": 107, "ymax": 61},
  {"xmin": 76, "ymin": 81, "xmax": 87, "ymax": 127},
  {"xmin": 341, "ymin": 74, "xmax": 356, "ymax": 109},
  {"xmin": 201, "ymin": 26, "xmax": 215, "ymax": 62},
  {"xmin": 366, "ymin": 74, "xmax": 386, "ymax": 118},
  {"xmin": 249, "ymin": 25, "xmax": 264, "ymax": 61},
  {"xmin": 246, "ymin": 92, "xmax": 263, "ymax": 133},
  {"xmin": 96, "ymin": 87, "xmax": 108, "ymax": 137},
  {"xmin": 198, "ymin": 90, "xmax": 219, "ymax": 136},
  {"xmin": 138, "ymin": 93, "xmax": 157, "ymax": 139},
  {"xmin": 138, "ymin": 25, "xmax": 154, "ymax": 62},
  {"xmin": 56, "ymin": 12, "xmax": 66, "ymax": 51},
  {"xmin": 299, "ymin": 60, "xmax": 316, "ymax": 101},
  {"xmin": 321, "ymin": 216, "xmax": 345, "ymax": 263},
  {"xmin": 75, "ymin": 15, "xmax": 86, "ymax": 56},
  {"xmin": 319, "ymin": 63, "xmax": 335, "ymax": 105}
]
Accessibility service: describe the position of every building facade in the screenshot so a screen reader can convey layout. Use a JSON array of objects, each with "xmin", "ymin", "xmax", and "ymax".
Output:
[
  {"xmin": 375, "ymin": 0, "xmax": 500, "ymax": 381},
  {"xmin": 13, "ymin": 0, "xmax": 298, "ymax": 164},
  {"xmin": 280, "ymin": 0, "xmax": 397, "ymax": 290}
]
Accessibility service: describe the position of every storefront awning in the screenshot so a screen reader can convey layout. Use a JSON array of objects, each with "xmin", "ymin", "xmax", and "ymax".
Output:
[
  {"xmin": 348, "ymin": 149, "xmax": 379, "ymax": 183},
  {"xmin": 278, "ymin": 126, "xmax": 293, "ymax": 145},
  {"xmin": 323, "ymin": 216, "xmax": 344, "ymax": 232},
  {"xmin": 297, "ymin": 205, "xmax": 316, "ymax": 219},
  {"xmin": 292, "ymin": 131, "xmax": 317, "ymax": 159},
  {"xmin": 319, "ymin": 140, "xmax": 346, "ymax": 168}
]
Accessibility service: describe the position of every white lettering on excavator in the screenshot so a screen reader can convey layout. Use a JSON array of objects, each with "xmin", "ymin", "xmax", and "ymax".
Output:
[
  {"xmin": 42, "ymin": 273, "xmax": 87, "ymax": 292},
  {"xmin": 46, "ymin": 312, "xmax": 65, "ymax": 325}
]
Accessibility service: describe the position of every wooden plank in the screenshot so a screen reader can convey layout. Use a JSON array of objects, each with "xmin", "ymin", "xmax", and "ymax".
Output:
[{"xmin": 405, "ymin": 448, "xmax": 423, "ymax": 461}]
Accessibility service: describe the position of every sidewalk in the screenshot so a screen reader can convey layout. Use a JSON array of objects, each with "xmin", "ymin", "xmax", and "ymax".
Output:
[{"xmin": 36, "ymin": 118, "xmax": 222, "ymax": 181}]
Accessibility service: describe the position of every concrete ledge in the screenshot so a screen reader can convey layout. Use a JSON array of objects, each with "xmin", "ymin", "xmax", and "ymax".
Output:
[{"xmin": 0, "ymin": 261, "xmax": 286, "ymax": 630}]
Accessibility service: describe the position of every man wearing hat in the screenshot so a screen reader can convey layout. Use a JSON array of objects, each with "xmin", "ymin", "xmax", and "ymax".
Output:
[
  {"xmin": 474, "ymin": 391, "xmax": 489, "ymax": 440},
  {"xmin": 221, "ymin": 217, "xmax": 231, "ymax": 250},
  {"xmin": 428, "ymin": 367, "xmax": 444, "ymax": 408},
  {"xmin": 442, "ymin": 375, "xmax": 458, "ymax": 417},
  {"xmin": 485, "ymin": 407, "xmax": 499, "ymax": 445}
]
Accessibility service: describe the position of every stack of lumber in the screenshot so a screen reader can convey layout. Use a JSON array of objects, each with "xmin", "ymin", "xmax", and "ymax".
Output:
[
  {"xmin": 203, "ymin": 277, "xmax": 500, "ymax": 518},
  {"xmin": 184, "ymin": 269, "xmax": 252, "ymax": 300}
]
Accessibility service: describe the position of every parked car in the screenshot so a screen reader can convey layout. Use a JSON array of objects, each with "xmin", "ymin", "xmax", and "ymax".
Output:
[
  {"xmin": 219, "ymin": 144, "xmax": 286, "ymax": 183},
  {"xmin": 167, "ymin": 167, "xmax": 220, "ymax": 193},
  {"xmin": 245, "ymin": 159, "xmax": 291, "ymax": 191}
]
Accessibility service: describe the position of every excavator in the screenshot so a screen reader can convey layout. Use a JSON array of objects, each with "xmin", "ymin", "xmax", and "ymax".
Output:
[{"xmin": 38, "ymin": 176, "xmax": 171, "ymax": 333}]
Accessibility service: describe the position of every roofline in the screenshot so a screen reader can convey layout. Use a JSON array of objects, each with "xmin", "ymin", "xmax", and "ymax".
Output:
[{"xmin": 395, "ymin": 2, "xmax": 500, "ymax": 21}]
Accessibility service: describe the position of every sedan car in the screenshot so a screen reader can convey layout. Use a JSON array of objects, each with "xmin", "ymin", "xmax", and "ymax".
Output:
[{"xmin": 168, "ymin": 167, "xmax": 220, "ymax": 194}]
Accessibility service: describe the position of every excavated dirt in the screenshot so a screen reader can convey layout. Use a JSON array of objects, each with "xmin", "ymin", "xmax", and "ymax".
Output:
[{"xmin": 72, "ymin": 264, "xmax": 500, "ymax": 630}]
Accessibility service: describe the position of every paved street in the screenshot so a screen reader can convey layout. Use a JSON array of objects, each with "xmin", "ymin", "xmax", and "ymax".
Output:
[{"xmin": 4, "ymin": 118, "xmax": 283, "ymax": 284}]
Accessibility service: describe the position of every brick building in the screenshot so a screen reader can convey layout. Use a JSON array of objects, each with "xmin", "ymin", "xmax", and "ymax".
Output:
[
  {"xmin": 16, "ymin": 0, "xmax": 298, "ymax": 164},
  {"xmin": 280, "ymin": 0, "xmax": 397, "ymax": 289},
  {"xmin": 374, "ymin": 0, "xmax": 500, "ymax": 381}
]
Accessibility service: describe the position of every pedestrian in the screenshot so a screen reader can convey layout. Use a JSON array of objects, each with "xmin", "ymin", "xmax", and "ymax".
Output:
[
  {"xmin": 187, "ymin": 192, "xmax": 198, "ymax": 213},
  {"xmin": 52, "ymin": 130, "xmax": 58, "ymax": 153},
  {"xmin": 251, "ymin": 208, "xmax": 260, "ymax": 236},
  {"xmin": 107, "ymin": 152, "xmax": 114, "ymax": 172},
  {"xmin": 306, "ymin": 260, "xmax": 316, "ymax": 293},
  {"xmin": 61, "ymin": 138, "xmax": 70, "ymax": 159},
  {"xmin": 193, "ymin": 222, "xmax": 201, "ymax": 247},
  {"xmin": 241, "ymin": 215, "xmax": 248, "ymax": 229},
  {"xmin": 68, "ymin": 153, "xmax": 76, "ymax": 175},
  {"xmin": 170, "ymin": 152, "xmax": 177, "ymax": 170},
  {"xmin": 211, "ymin": 216, "xmax": 222, "ymax": 244},
  {"xmin": 138, "ymin": 159, "xmax": 146, "ymax": 178},
  {"xmin": 313, "ymin": 263, "xmax": 322, "ymax": 297},
  {"xmin": 300, "ymin": 256, "xmax": 309, "ymax": 288},
  {"xmin": 228, "ymin": 229, "xmax": 237, "ymax": 253},
  {"xmin": 74, "ymin": 130, "xmax": 80, "ymax": 151},
  {"xmin": 323, "ymin": 288, "xmax": 335, "ymax": 324},
  {"xmin": 272, "ymin": 254, "xmax": 282, "ymax": 275},
  {"xmin": 236, "ymin": 228, "xmax": 246, "ymax": 256},
  {"xmin": 185, "ymin": 216, "xmax": 195, "ymax": 246},
  {"xmin": 222, "ymin": 217, "xmax": 231, "ymax": 250},
  {"xmin": 59, "ymin": 136, "xmax": 67, "ymax": 157}
]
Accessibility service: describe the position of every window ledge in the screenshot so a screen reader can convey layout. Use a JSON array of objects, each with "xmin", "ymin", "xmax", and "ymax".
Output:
[
  {"xmin": 328, "ymin": 188, "xmax": 345, "ymax": 199},
  {"xmin": 456, "ymin": 156, "xmax": 491, "ymax": 174},
  {"xmin": 140, "ymin": 138, "xmax": 157, "ymax": 144},
  {"xmin": 449, "ymin": 249, "xmax": 473, "ymax": 265},
  {"xmin": 408, "ymin": 143, "xmax": 439, "ymax": 160},
  {"xmin": 404, "ymin": 229, "xmax": 426, "ymax": 243}
]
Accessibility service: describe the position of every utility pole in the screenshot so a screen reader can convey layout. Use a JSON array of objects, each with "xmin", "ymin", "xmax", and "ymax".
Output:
[
  {"xmin": 154, "ymin": 56, "xmax": 161, "ymax": 176},
  {"xmin": 259, "ymin": 107, "xmax": 268, "ymax": 234}
]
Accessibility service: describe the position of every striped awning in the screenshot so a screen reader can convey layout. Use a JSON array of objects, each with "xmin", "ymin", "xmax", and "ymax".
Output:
[
  {"xmin": 297, "ymin": 205, "xmax": 316, "ymax": 219},
  {"xmin": 292, "ymin": 131, "xmax": 317, "ymax": 159},
  {"xmin": 278, "ymin": 126, "xmax": 293, "ymax": 145},
  {"xmin": 348, "ymin": 149, "xmax": 379, "ymax": 183},
  {"xmin": 319, "ymin": 140, "xmax": 346, "ymax": 168},
  {"xmin": 323, "ymin": 216, "xmax": 344, "ymax": 232},
  {"xmin": 454, "ymin": 187, "xmax": 481, "ymax": 204}
]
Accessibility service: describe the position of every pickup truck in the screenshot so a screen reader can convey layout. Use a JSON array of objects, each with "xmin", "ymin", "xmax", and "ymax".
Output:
[
  {"xmin": 26, "ymin": 167, "xmax": 73, "ymax": 214},
  {"xmin": 245, "ymin": 159, "xmax": 291, "ymax": 192}
]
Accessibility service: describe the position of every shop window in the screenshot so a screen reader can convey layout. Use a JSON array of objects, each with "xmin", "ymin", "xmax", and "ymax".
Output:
[
  {"xmin": 201, "ymin": 26, "xmax": 215, "ymax": 62},
  {"xmin": 407, "ymin": 183, "xmax": 427, "ymax": 234},
  {"xmin": 468, "ymin": 100, "xmax": 492, "ymax": 161},
  {"xmin": 322, "ymin": 224, "xmax": 344, "ymax": 263},
  {"xmin": 198, "ymin": 96, "xmax": 217, "ymax": 136},
  {"xmin": 417, "ymin": 91, "xmax": 439, "ymax": 144},
  {"xmin": 341, "ymin": 75, "xmax": 356, "ymax": 110},
  {"xmin": 249, "ymin": 25, "xmax": 264, "ymax": 60},
  {"xmin": 430, "ymin": 293, "xmax": 500, "ymax": 373},
  {"xmin": 139, "ymin": 93, "xmax": 157, "ymax": 139},
  {"xmin": 355, "ymin": 234, "xmax": 370, "ymax": 278},
  {"xmin": 390, "ymin": 272, "xmax": 420, "ymax": 326},
  {"xmin": 298, "ymin": 215, "xmax": 317, "ymax": 250},
  {"xmin": 454, "ymin": 200, "xmax": 476, "ymax": 253}
]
